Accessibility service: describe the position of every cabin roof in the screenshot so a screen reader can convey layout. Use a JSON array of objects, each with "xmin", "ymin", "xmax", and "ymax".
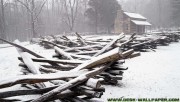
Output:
[
  {"xmin": 124, "ymin": 12, "xmax": 147, "ymax": 20},
  {"xmin": 131, "ymin": 20, "xmax": 151, "ymax": 26}
]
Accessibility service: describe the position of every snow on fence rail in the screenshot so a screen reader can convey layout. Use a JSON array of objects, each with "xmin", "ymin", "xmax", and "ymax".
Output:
[{"xmin": 0, "ymin": 31, "xmax": 180, "ymax": 102}]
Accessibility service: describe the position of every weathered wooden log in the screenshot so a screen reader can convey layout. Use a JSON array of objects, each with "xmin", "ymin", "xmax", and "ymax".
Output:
[
  {"xmin": 54, "ymin": 46, "xmax": 74, "ymax": 60},
  {"xmin": 78, "ymin": 90, "xmax": 103, "ymax": 98},
  {"xmin": 75, "ymin": 50, "xmax": 99, "ymax": 55},
  {"xmin": 93, "ymin": 33, "xmax": 124, "ymax": 57},
  {"xmin": 52, "ymin": 53, "xmax": 60, "ymax": 58},
  {"xmin": 104, "ymin": 79, "xmax": 118, "ymax": 85},
  {"xmin": 40, "ymin": 39, "xmax": 69, "ymax": 49},
  {"xmin": 85, "ymin": 40, "xmax": 106, "ymax": 45},
  {"xmin": 69, "ymin": 53, "xmax": 91, "ymax": 60},
  {"xmin": 21, "ymin": 83, "xmax": 38, "ymax": 89},
  {"xmin": 50, "ymin": 78, "xmax": 104, "ymax": 93},
  {"xmin": 19, "ymin": 62, "xmax": 75, "ymax": 71},
  {"xmin": 85, "ymin": 78, "xmax": 103, "ymax": 89},
  {"xmin": 116, "ymin": 60, "xmax": 125, "ymax": 64},
  {"xmin": 20, "ymin": 67, "xmax": 32, "ymax": 75},
  {"xmin": 56, "ymin": 63, "xmax": 76, "ymax": 69},
  {"xmin": 75, "ymin": 32, "xmax": 88, "ymax": 46},
  {"xmin": 121, "ymin": 49, "xmax": 134, "ymax": 57},
  {"xmin": 0, "ymin": 38, "xmax": 59, "ymax": 66},
  {"xmin": 93, "ymin": 87, "xmax": 105, "ymax": 92},
  {"xmin": 64, "ymin": 45, "xmax": 102, "ymax": 52},
  {"xmin": 39, "ymin": 66, "xmax": 59, "ymax": 73},
  {"xmin": 98, "ymin": 74, "xmax": 119, "ymax": 85},
  {"xmin": 19, "ymin": 62, "xmax": 27, "ymax": 68},
  {"xmin": 50, "ymin": 78, "xmax": 105, "ymax": 93},
  {"xmin": 62, "ymin": 35, "xmax": 79, "ymax": 46},
  {"xmin": 50, "ymin": 80, "xmax": 66, "ymax": 85},
  {"xmin": 47, "ymin": 90, "xmax": 76, "ymax": 101},
  {"xmin": 131, "ymin": 41, "xmax": 150, "ymax": 48},
  {"xmin": 55, "ymin": 51, "xmax": 92, "ymax": 60},
  {"xmin": 40, "ymin": 42, "xmax": 53, "ymax": 49},
  {"xmin": 114, "ymin": 35, "xmax": 135, "ymax": 48},
  {"xmin": 59, "ymin": 36, "xmax": 67, "ymax": 41},
  {"xmin": 0, "ymin": 98, "xmax": 21, "ymax": 102},
  {"xmin": 41, "ymin": 65, "xmax": 75, "ymax": 71},
  {"xmin": 72, "ymin": 48, "xmax": 121, "ymax": 71},
  {"xmin": 93, "ymin": 40, "xmax": 112, "ymax": 43},
  {"xmin": 110, "ymin": 75, "xmax": 123, "ymax": 80},
  {"xmin": 15, "ymin": 40, "xmax": 52, "ymax": 88},
  {"xmin": 0, "ymin": 86, "xmax": 57, "ymax": 98},
  {"xmin": 0, "ymin": 84, "xmax": 104, "ymax": 99},
  {"xmin": 18, "ymin": 57, "xmax": 84, "ymax": 64},
  {"xmin": 71, "ymin": 97, "xmax": 89, "ymax": 102},
  {"xmin": 17, "ymin": 51, "xmax": 40, "ymax": 74},
  {"xmin": 0, "ymin": 38, "xmax": 43, "ymax": 58},
  {"xmin": 20, "ymin": 71, "xmax": 41, "ymax": 96},
  {"xmin": 72, "ymin": 48, "xmax": 134, "ymax": 71},
  {"xmin": 0, "ymin": 69, "xmax": 88, "ymax": 88},
  {"xmin": 31, "ymin": 64, "xmax": 110, "ymax": 102},
  {"xmin": 2, "ymin": 90, "xmax": 76, "ymax": 102},
  {"xmin": 110, "ymin": 66, "xmax": 128, "ymax": 70},
  {"xmin": 129, "ymin": 33, "xmax": 137, "ymax": 40},
  {"xmin": 78, "ymin": 86, "xmax": 105, "ymax": 92},
  {"xmin": 71, "ymin": 86, "xmax": 104, "ymax": 99},
  {"xmin": 125, "ymin": 52, "xmax": 140, "ymax": 59},
  {"xmin": 106, "ymin": 70, "xmax": 124, "ymax": 75},
  {"xmin": 99, "ymin": 72, "xmax": 123, "ymax": 80},
  {"xmin": 50, "ymin": 80, "xmax": 105, "ymax": 98}
]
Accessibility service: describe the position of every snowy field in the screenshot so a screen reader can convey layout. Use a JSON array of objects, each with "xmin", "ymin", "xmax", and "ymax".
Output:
[
  {"xmin": 102, "ymin": 42, "xmax": 180, "ymax": 101},
  {"xmin": 0, "ymin": 39, "xmax": 180, "ymax": 101}
]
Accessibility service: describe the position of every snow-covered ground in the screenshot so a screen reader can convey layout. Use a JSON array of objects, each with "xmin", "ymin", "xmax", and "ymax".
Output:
[
  {"xmin": 102, "ymin": 42, "xmax": 180, "ymax": 101},
  {"xmin": 0, "ymin": 40, "xmax": 180, "ymax": 101}
]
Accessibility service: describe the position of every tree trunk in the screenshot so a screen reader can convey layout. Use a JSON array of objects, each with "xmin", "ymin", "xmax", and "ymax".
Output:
[
  {"xmin": 0, "ymin": 0, "xmax": 6, "ymax": 40},
  {"xmin": 95, "ymin": 9, "xmax": 98, "ymax": 33},
  {"xmin": 31, "ymin": 0, "xmax": 37, "ymax": 38},
  {"xmin": 158, "ymin": 0, "xmax": 162, "ymax": 28}
]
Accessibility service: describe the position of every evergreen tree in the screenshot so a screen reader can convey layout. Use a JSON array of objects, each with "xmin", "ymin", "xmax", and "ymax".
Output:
[{"xmin": 85, "ymin": 0, "xmax": 121, "ymax": 33}]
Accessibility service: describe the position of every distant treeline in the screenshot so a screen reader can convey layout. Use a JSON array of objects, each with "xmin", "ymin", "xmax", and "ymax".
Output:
[
  {"xmin": 0, "ymin": 0, "xmax": 180, "ymax": 42},
  {"xmin": 0, "ymin": 0, "xmax": 121, "ymax": 41}
]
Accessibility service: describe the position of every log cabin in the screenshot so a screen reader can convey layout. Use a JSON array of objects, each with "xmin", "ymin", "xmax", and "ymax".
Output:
[{"xmin": 114, "ymin": 9, "xmax": 151, "ymax": 34}]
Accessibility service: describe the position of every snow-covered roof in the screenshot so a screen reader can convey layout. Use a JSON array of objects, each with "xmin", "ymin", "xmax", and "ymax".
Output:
[
  {"xmin": 124, "ymin": 12, "xmax": 147, "ymax": 20},
  {"xmin": 131, "ymin": 20, "xmax": 151, "ymax": 26}
]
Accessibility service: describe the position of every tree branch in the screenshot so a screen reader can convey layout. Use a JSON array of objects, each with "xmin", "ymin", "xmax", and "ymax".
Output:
[
  {"xmin": 33, "ymin": 0, "xmax": 47, "ymax": 21},
  {"xmin": 16, "ymin": 0, "xmax": 32, "ymax": 13}
]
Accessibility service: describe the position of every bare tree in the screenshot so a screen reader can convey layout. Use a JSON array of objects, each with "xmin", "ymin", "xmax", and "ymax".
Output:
[
  {"xmin": 63, "ymin": 0, "xmax": 79, "ymax": 32},
  {"xmin": 0, "ymin": 0, "xmax": 6, "ymax": 40},
  {"xmin": 158, "ymin": 0, "xmax": 162, "ymax": 28},
  {"xmin": 17, "ymin": 0, "xmax": 47, "ymax": 38}
]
